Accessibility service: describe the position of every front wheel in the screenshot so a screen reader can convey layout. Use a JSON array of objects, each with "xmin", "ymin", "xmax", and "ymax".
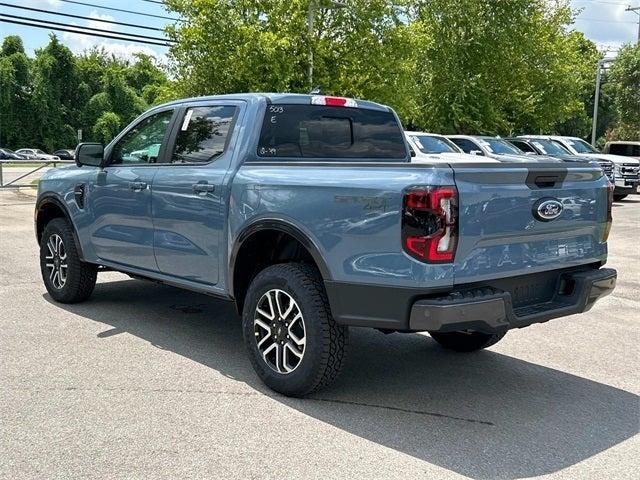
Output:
[
  {"xmin": 40, "ymin": 218, "xmax": 97, "ymax": 303},
  {"xmin": 242, "ymin": 263, "xmax": 348, "ymax": 397},
  {"xmin": 429, "ymin": 330, "xmax": 506, "ymax": 352}
]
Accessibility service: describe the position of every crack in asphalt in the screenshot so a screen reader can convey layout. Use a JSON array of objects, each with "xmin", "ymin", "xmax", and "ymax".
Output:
[
  {"xmin": 306, "ymin": 397, "xmax": 495, "ymax": 426},
  {"xmin": 6, "ymin": 385, "xmax": 494, "ymax": 426}
]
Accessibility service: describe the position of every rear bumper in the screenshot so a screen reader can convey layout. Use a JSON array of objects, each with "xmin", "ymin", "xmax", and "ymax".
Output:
[{"xmin": 409, "ymin": 268, "xmax": 616, "ymax": 333}]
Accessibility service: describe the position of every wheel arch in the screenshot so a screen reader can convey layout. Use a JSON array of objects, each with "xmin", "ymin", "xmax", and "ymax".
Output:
[
  {"xmin": 229, "ymin": 218, "xmax": 331, "ymax": 313},
  {"xmin": 35, "ymin": 195, "xmax": 85, "ymax": 261}
]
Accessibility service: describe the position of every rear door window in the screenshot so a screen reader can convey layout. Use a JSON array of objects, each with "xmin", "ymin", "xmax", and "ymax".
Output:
[
  {"xmin": 257, "ymin": 105, "xmax": 406, "ymax": 159},
  {"xmin": 509, "ymin": 140, "xmax": 535, "ymax": 153},
  {"xmin": 172, "ymin": 105, "xmax": 237, "ymax": 163},
  {"xmin": 450, "ymin": 138, "xmax": 483, "ymax": 155}
]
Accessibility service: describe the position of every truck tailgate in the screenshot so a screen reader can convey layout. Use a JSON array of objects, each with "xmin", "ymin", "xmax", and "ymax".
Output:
[{"xmin": 452, "ymin": 164, "xmax": 609, "ymax": 285}]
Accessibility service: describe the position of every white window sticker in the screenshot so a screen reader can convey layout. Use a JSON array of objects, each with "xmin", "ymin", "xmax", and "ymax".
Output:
[
  {"xmin": 412, "ymin": 137, "xmax": 424, "ymax": 149},
  {"xmin": 181, "ymin": 109, "xmax": 194, "ymax": 131}
]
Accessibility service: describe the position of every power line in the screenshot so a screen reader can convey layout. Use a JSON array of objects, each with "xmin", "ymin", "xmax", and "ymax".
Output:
[
  {"xmin": 574, "ymin": 0, "xmax": 633, "ymax": 5},
  {"xmin": 139, "ymin": 0, "xmax": 165, "ymax": 4},
  {"xmin": 0, "ymin": 13, "xmax": 175, "ymax": 43},
  {"xmin": 0, "ymin": 2, "xmax": 165, "ymax": 32},
  {"xmin": 0, "ymin": 17, "xmax": 171, "ymax": 46},
  {"xmin": 574, "ymin": 17, "xmax": 637, "ymax": 23},
  {"xmin": 57, "ymin": 0, "xmax": 182, "ymax": 22}
]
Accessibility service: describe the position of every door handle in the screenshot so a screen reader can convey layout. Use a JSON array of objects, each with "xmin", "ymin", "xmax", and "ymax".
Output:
[
  {"xmin": 192, "ymin": 183, "xmax": 215, "ymax": 194},
  {"xmin": 128, "ymin": 181, "xmax": 147, "ymax": 191}
]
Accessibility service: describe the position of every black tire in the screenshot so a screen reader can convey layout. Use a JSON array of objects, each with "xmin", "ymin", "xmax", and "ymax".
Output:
[
  {"xmin": 613, "ymin": 194, "xmax": 627, "ymax": 201},
  {"xmin": 242, "ymin": 263, "xmax": 348, "ymax": 397},
  {"xmin": 40, "ymin": 218, "xmax": 97, "ymax": 303},
  {"xmin": 429, "ymin": 330, "xmax": 506, "ymax": 352}
]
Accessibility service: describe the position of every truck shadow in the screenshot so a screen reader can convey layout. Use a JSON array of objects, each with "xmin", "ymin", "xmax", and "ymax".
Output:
[{"xmin": 45, "ymin": 279, "xmax": 639, "ymax": 480}]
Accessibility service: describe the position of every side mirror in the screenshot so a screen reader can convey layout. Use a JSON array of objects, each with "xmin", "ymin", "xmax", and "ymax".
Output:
[
  {"xmin": 469, "ymin": 150, "xmax": 484, "ymax": 156},
  {"xmin": 75, "ymin": 143, "xmax": 105, "ymax": 167},
  {"xmin": 409, "ymin": 148, "xmax": 416, "ymax": 157}
]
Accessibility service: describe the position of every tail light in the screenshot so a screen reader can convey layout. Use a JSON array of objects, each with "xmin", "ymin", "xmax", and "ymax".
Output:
[
  {"xmin": 402, "ymin": 186, "xmax": 458, "ymax": 263},
  {"xmin": 603, "ymin": 182, "xmax": 614, "ymax": 241}
]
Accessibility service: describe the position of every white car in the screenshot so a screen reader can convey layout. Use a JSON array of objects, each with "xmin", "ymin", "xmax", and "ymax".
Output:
[
  {"xmin": 522, "ymin": 135, "xmax": 640, "ymax": 200},
  {"xmin": 15, "ymin": 148, "xmax": 60, "ymax": 161},
  {"xmin": 447, "ymin": 135, "xmax": 563, "ymax": 163},
  {"xmin": 405, "ymin": 131, "xmax": 498, "ymax": 163}
]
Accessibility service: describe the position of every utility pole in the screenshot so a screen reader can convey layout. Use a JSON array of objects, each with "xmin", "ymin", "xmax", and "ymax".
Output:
[
  {"xmin": 626, "ymin": 5, "xmax": 640, "ymax": 44},
  {"xmin": 591, "ymin": 58, "xmax": 614, "ymax": 145}
]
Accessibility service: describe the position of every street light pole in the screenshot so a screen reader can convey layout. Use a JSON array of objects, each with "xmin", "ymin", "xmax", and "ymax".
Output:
[
  {"xmin": 308, "ymin": 1, "xmax": 315, "ymax": 90},
  {"xmin": 591, "ymin": 59, "xmax": 604, "ymax": 146}
]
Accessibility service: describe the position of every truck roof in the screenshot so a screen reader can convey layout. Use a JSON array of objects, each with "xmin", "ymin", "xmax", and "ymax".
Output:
[{"xmin": 156, "ymin": 93, "xmax": 391, "ymax": 112}]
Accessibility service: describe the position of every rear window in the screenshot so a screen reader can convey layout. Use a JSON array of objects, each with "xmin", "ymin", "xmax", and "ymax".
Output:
[
  {"xmin": 257, "ymin": 105, "xmax": 406, "ymax": 159},
  {"xmin": 609, "ymin": 144, "xmax": 640, "ymax": 156}
]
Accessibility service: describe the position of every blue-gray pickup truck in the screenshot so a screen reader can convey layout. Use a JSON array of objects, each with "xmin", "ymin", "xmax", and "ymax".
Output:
[{"xmin": 35, "ymin": 94, "xmax": 617, "ymax": 396}]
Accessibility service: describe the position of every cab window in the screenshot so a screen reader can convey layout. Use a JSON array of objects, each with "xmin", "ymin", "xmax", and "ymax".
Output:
[{"xmin": 111, "ymin": 110, "xmax": 174, "ymax": 165}]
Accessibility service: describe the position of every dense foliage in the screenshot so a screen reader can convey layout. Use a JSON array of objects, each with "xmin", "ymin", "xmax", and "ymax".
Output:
[
  {"xmin": 1, "ymin": 1, "xmax": 638, "ymax": 151},
  {"xmin": 0, "ymin": 35, "xmax": 168, "ymax": 151},
  {"xmin": 165, "ymin": 0, "xmax": 638, "ymax": 140},
  {"xmin": 605, "ymin": 43, "xmax": 640, "ymax": 140}
]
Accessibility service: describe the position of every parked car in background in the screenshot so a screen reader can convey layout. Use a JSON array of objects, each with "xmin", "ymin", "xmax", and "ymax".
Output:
[
  {"xmin": 35, "ymin": 93, "xmax": 616, "ymax": 396},
  {"xmin": 404, "ymin": 131, "xmax": 497, "ymax": 163},
  {"xmin": 507, "ymin": 137, "xmax": 615, "ymax": 184},
  {"xmin": 0, "ymin": 148, "xmax": 26, "ymax": 160},
  {"xmin": 15, "ymin": 148, "xmax": 60, "ymax": 161},
  {"xmin": 447, "ymin": 135, "xmax": 561, "ymax": 163},
  {"xmin": 523, "ymin": 136, "xmax": 639, "ymax": 201},
  {"xmin": 53, "ymin": 149, "xmax": 76, "ymax": 160},
  {"xmin": 603, "ymin": 141, "xmax": 640, "ymax": 160}
]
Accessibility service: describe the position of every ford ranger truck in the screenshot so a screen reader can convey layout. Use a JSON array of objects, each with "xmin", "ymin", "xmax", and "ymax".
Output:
[{"xmin": 35, "ymin": 94, "xmax": 617, "ymax": 396}]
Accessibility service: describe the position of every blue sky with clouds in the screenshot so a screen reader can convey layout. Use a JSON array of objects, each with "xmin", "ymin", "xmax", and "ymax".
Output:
[{"xmin": 0, "ymin": 0, "xmax": 638, "ymax": 61}]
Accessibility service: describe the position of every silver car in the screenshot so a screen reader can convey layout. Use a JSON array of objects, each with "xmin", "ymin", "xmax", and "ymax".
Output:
[{"xmin": 15, "ymin": 148, "xmax": 60, "ymax": 161}]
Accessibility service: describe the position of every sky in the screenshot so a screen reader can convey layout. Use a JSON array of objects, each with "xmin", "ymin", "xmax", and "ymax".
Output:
[{"xmin": 0, "ymin": 0, "xmax": 638, "ymax": 62}]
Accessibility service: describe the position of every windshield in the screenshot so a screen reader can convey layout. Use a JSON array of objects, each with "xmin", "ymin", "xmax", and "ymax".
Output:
[
  {"xmin": 482, "ymin": 139, "xmax": 522, "ymax": 155},
  {"xmin": 564, "ymin": 138, "xmax": 598, "ymax": 154},
  {"xmin": 529, "ymin": 139, "xmax": 571, "ymax": 156},
  {"xmin": 411, "ymin": 135, "xmax": 458, "ymax": 154},
  {"xmin": 35, "ymin": 149, "xmax": 45, "ymax": 154}
]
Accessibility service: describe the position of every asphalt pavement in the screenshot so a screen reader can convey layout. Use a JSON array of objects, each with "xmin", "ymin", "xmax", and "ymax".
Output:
[{"xmin": 1, "ymin": 189, "xmax": 638, "ymax": 479}]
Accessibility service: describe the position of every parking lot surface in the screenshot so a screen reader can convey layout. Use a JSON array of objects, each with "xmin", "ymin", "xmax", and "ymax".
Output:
[{"xmin": 1, "ymin": 189, "xmax": 638, "ymax": 479}]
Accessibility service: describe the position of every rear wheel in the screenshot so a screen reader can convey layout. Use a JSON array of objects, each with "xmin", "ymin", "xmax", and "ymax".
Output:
[
  {"xmin": 242, "ymin": 263, "xmax": 348, "ymax": 396},
  {"xmin": 429, "ymin": 330, "xmax": 506, "ymax": 352},
  {"xmin": 613, "ymin": 194, "xmax": 627, "ymax": 201},
  {"xmin": 40, "ymin": 218, "xmax": 97, "ymax": 303}
]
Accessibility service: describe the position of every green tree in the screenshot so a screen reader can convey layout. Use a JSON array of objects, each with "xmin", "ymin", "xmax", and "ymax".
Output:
[
  {"xmin": 0, "ymin": 36, "xmax": 32, "ymax": 148},
  {"xmin": 411, "ymin": 0, "xmax": 592, "ymax": 134},
  {"xmin": 93, "ymin": 111, "xmax": 122, "ymax": 143},
  {"xmin": 31, "ymin": 35, "xmax": 80, "ymax": 150},
  {"xmin": 165, "ymin": 0, "xmax": 416, "ymax": 119},
  {"xmin": 607, "ymin": 43, "xmax": 640, "ymax": 139}
]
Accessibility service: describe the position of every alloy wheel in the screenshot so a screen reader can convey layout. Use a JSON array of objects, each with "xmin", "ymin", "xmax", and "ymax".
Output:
[
  {"xmin": 254, "ymin": 289, "xmax": 306, "ymax": 374},
  {"xmin": 45, "ymin": 233, "xmax": 67, "ymax": 289}
]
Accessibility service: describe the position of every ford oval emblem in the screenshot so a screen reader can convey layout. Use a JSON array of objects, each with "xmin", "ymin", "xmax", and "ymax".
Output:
[{"xmin": 533, "ymin": 198, "xmax": 563, "ymax": 221}]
